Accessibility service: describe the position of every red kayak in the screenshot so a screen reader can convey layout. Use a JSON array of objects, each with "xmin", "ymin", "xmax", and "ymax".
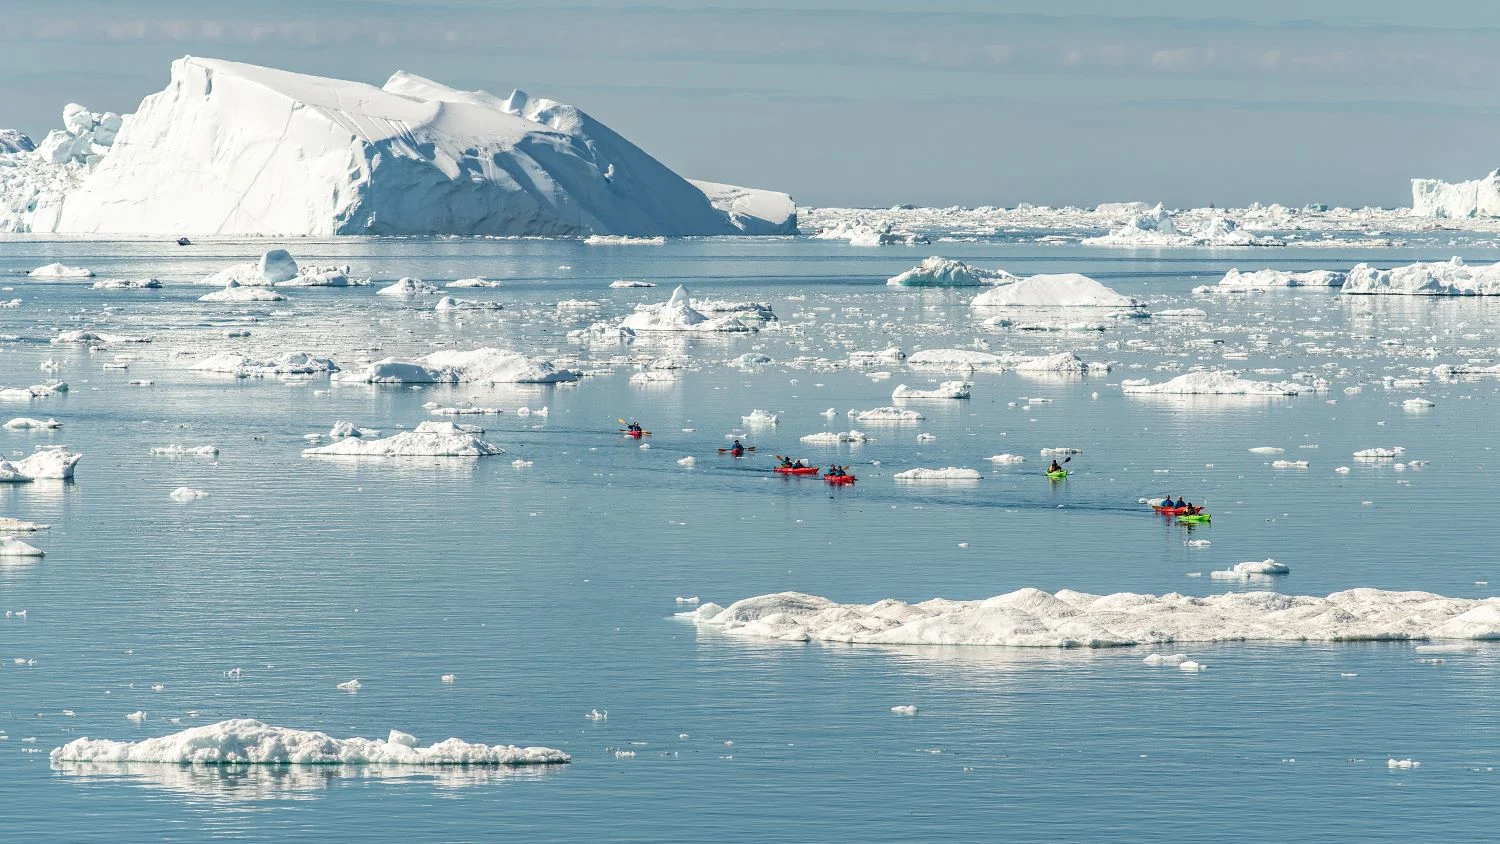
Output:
[
  {"xmin": 1152, "ymin": 505, "xmax": 1188, "ymax": 515},
  {"xmin": 774, "ymin": 466, "xmax": 821, "ymax": 476},
  {"xmin": 824, "ymin": 474, "xmax": 856, "ymax": 485},
  {"xmin": 623, "ymin": 430, "xmax": 645, "ymax": 439}
]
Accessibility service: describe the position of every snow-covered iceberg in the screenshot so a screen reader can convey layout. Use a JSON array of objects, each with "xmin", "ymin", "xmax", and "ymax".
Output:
[
  {"xmin": 50, "ymin": 719, "xmax": 569, "ymax": 766},
  {"xmin": 1411, "ymin": 170, "xmax": 1500, "ymax": 218},
  {"xmin": 1209, "ymin": 268, "xmax": 1346, "ymax": 291},
  {"xmin": 303, "ymin": 421, "xmax": 503, "ymax": 457},
  {"xmin": 891, "ymin": 381, "xmax": 971, "ymax": 399},
  {"xmin": 1341, "ymin": 258, "xmax": 1500, "ymax": 296},
  {"xmin": 618, "ymin": 286, "xmax": 755, "ymax": 333},
  {"xmin": 683, "ymin": 587, "xmax": 1500, "ymax": 647},
  {"xmin": 971, "ymin": 273, "xmax": 1144, "ymax": 311},
  {"xmin": 189, "ymin": 352, "xmax": 338, "ymax": 378},
  {"xmin": 1121, "ymin": 371, "xmax": 1304, "ymax": 396},
  {"xmin": 34, "ymin": 57, "xmax": 792, "ymax": 237},
  {"xmin": 332, "ymin": 349, "xmax": 578, "ymax": 384},
  {"xmin": 887, "ymin": 257, "xmax": 1015, "ymax": 287},
  {"xmin": 893, "ymin": 467, "xmax": 982, "ymax": 481}
]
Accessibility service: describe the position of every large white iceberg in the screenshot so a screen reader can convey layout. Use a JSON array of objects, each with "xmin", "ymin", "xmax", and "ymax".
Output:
[
  {"xmin": 618, "ymin": 285, "xmax": 755, "ymax": 333},
  {"xmin": 887, "ymin": 257, "xmax": 1015, "ymax": 287},
  {"xmin": 971, "ymin": 273, "xmax": 1144, "ymax": 310},
  {"xmin": 1122, "ymin": 371, "xmax": 1303, "ymax": 396},
  {"xmin": 31, "ymin": 57, "xmax": 793, "ymax": 237},
  {"xmin": 1211, "ymin": 268, "xmax": 1346, "ymax": 291},
  {"xmin": 50, "ymin": 719, "xmax": 568, "ymax": 766},
  {"xmin": 333, "ymin": 348, "xmax": 578, "ymax": 384},
  {"xmin": 302, "ymin": 421, "xmax": 503, "ymax": 457},
  {"xmin": 1411, "ymin": 170, "xmax": 1500, "ymax": 218},
  {"xmin": 1341, "ymin": 258, "xmax": 1500, "ymax": 296},
  {"xmin": 891, "ymin": 381, "xmax": 971, "ymax": 400},
  {"xmin": 683, "ymin": 587, "xmax": 1500, "ymax": 647}
]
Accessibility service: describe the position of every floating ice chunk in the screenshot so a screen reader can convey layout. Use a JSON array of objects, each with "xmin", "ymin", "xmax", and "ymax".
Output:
[
  {"xmin": 1210, "ymin": 559, "xmax": 1290, "ymax": 580},
  {"xmin": 304, "ymin": 422, "xmax": 504, "ymax": 458},
  {"xmin": 853, "ymin": 407, "xmax": 923, "ymax": 422},
  {"xmin": 189, "ymin": 352, "xmax": 338, "ymax": 377},
  {"xmin": 1334, "ymin": 466, "xmax": 1351, "ymax": 474},
  {"xmin": 905, "ymin": 349, "xmax": 1005, "ymax": 371},
  {"xmin": 49, "ymin": 719, "xmax": 569, "ymax": 766},
  {"xmin": 619, "ymin": 285, "xmax": 754, "ymax": 333},
  {"xmin": 1123, "ymin": 371, "xmax": 1302, "ymax": 396},
  {"xmin": 126, "ymin": 711, "xmax": 148, "ymax": 723},
  {"xmin": 1403, "ymin": 398, "xmax": 1435, "ymax": 410},
  {"xmin": 198, "ymin": 280, "xmax": 287, "ymax": 303},
  {"xmin": 585, "ymin": 709, "xmax": 607, "ymax": 721},
  {"xmin": 4, "ymin": 417, "xmax": 61, "ymax": 430},
  {"xmin": 377, "ymin": 277, "xmax": 440, "ymax": 297},
  {"xmin": 29, "ymin": 262, "xmax": 94, "ymax": 279},
  {"xmin": 584, "ymin": 234, "xmax": 665, "ymax": 245},
  {"xmin": 1154, "ymin": 308, "xmax": 1207, "ymax": 318},
  {"xmin": 14, "ymin": 448, "xmax": 80, "ymax": 479},
  {"xmin": 890, "ymin": 705, "xmax": 919, "ymax": 715},
  {"xmin": 435, "ymin": 296, "xmax": 503, "ymax": 311},
  {"xmin": 92, "ymin": 278, "xmax": 161, "ymax": 290},
  {"xmin": 886, "ymin": 256, "xmax": 1015, "ymax": 287},
  {"xmin": 1343, "ymin": 257, "xmax": 1500, "ymax": 296},
  {"xmin": 1015, "ymin": 352, "xmax": 1110, "ymax": 375},
  {"xmin": 1178, "ymin": 660, "xmax": 1205, "ymax": 672},
  {"xmin": 1271, "ymin": 460, "xmax": 1309, "ymax": 469},
  {"xmin": 609, "ymin": 279, "xmax": 656, "ymax": 288},
  {"xmin": 1386, "ymin": 758, "xmax": 1421, "ymax": 769},
  {"xmin": 1039, "ymin": 448, "xmax": 1081, "ymax": 456},
  {"xmin": 971, "ymin": 273, "xmax": 1145, "ymax": 310},
  {"xmin": 742, "ymin": 409, "xmax": 779, "ymax": 426},
  {"xmin": 677, "ymin": 456, "xmax": 696, "ymax": 467},
  {"xmin": 675, "ymin": 596, "xmax": 700, "ymax": 604},
  {"xmin": 440, "ymin": 674, "xmax": 457, "ymax": 683},
  {"xmin": 800, "ymin": 430, "xmax": 871, "ymax": 444},
  {"xmin": 987, "ymin": 454, "xmax": 1025, "ymax": 464},
  {"xmin": 848, "ymin": 347, "xmax": 907, "ymax": 366},
  {"xmin": 333, "ymin": 348, "xmax": 577, "ymax": 384},
  {"xmin": 1214, "ymin": 268, "xmax": 1346, "ymax": 291},
  {"xmin": 894, "ymin": 467, "xmax": 982, "ymax": 481},
  {"xmin": 0, "ymin": 537, "xmax": 44, "ymax": 557},
  {"xmin": 447, "ymin": 277, "xmax": 503, "ymax": 288},
  {"xmin": 1249, "ymin": 447, "xmax": 1284, "ymax": 454},
  {"xmin": 892, "ymin": 381, "xmax": 971, "ymax": 400},
  {"xmin": 0, "ymin": 518, "xmax": 49, "ymax": 532},
  {"xmin": 336, "ymin": 679, "xmax": 362, "ymax": 691},
  {"xmin": 1354, "ymin": 447, "xmax": 1405, "ymax": 459},
  {"xmin": 511, "ymin": 459, "xmax": 534, "ymax": 469},
  {"xmin": 1142, "ymin": 653, "xmax": 1189, "ymax": 666},
  {"xmin": 150, "ymin": 444, "xmax": 218, "ymax": 457}
]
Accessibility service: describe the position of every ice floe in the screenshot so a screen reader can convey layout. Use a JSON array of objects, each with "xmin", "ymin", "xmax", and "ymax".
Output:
[
  {"xmin": 151, "ymin": 445, "xmax": 219, "ymax": 457},
  {"xmin": 886, "ymin": 256, "xmax": 1015, "ymax": 287},
  {"xmin": 1206, "ymin": 268, "xmax": 1346, "ymax": 292},
  {"xmin": 168, "ymin": 487, "xmax": 209, "ymax": 501},
  {"xmin": 800, "ymin": 431, "xmax": 871, "ymax": 444},
  {"xmin": 1210, "ymin": 559, "xmax": 1290, "ymax": 580},
  {"xmin": 971, "ymin": 273, "xmax": 1145, "ymax": 311},
  {"xmin": 852, "ymin": 407, "xmax": 924, "ymax": 422},
  {"xmin": 1342, "ymin": 258, "xmax": 1500, "ymax": 296},
  {"xmin": 378, "ymin": 277, "xmax": 441, "ymax": 297},
  {"xmin": 4, "ymin": 417, "xmax": 61, "ymax": 430},
  {"xmin": 333, "ymin": 349, "xmax": 577, "ymax": 384},
  {"xmin": 0, "ymin": 537, "xmax": 45, "ymax": 557},
  {"xmin": 29, "ymin": 262, "xmax": 93, "ymax": 279},
  {"xmin": 435, "ymin": 296, "xmax": 503, "ymax": 312},
  {"xmin": 894, "ymin": 467, "xmax": 982, "ymax": 481},
  {"xmin": 190, "ymin": 352, "xmax": 338, "ymax": 378},
  {"xmin": 1122, "ymin": 371, "xmax": 1305, "ymax": 396},
  {"xmin": 892, "ymin": 381, "xmax": 971, "ymax": 400},
  {"xmin": 302, "ymin": 421, "xmax": 503, "ymax": 457},
  {"xmin": 49, "ymin": 719, "xmax": 569, "ymax": 766},
  {"xmin": 619, "ymin": 285, "xmax": 756, "ymax": 333},
  {"xmin": 684, "ymin": 586, "xmax": 1500, "ymax": 647}
]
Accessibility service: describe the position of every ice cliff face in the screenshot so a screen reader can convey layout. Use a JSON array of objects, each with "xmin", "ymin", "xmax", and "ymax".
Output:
[
  {"xmin": 14, "ymin": 57, "xmax": 793, "ymax": 237},
  {"xmin": 1411, "ymin": 170, "xmax": 1500, "ymax": 219}
]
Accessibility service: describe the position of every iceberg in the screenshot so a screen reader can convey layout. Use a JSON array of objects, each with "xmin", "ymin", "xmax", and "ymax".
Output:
[
  {"xmin": 333, "ymin": 348, "xmax": 577, "ymax": 384},
  {"xmin": 198, "ymin": 281, "xmax": 287, "ymax": 303},
  {"xmin": 1014, "ymin": 352, "xmax": 1109, "ymax": 375},
  {"xmin": 891, "ymin": 381, "xmax": 971, "ymax": 400},
  {"xmin": 1411, "ymin": 170, "xmax": 1500, "ymax": 218},
  {"xmin": 92, "ymin": 278, "xmax": 161, "ymax": 290},
  {"xmin": 1122, "ymin": 371, "xmax": 1303, "ymax": 396},
  {"xmin": 893, "ymin": 467, "xmax": 983, "ymax": 481},
  {"xmin": 619, "ymin": 286, "xmax": 755, "ymax": 333},
  {"xmin": 1341, "ymin": 258, "xmax": 1500, "ymax": 296},
  {"xmin": 302, "ymin": 421, "xmax": 503, "ymax": 458},
  {"xmin": 36, "ymin": 57, "xmax": 792, "ymax": 237},
  {"xmin": 971, "ymin": 273, "xmax": 1144, "ymax": 311},
  {"xmin": 887, "ymin": 257, "xmax": 1015, "ymax": 287},
  {"xmin": 1083, "ymin": 204, "xmax": 1282, "ymax": 247},
  {"xmin": 12, "ymin": 448, "xmax": 82, "ymax": 480},
  {"xmin": 189, "ymin": 352, "xmax": 338, "ymax": 377},
  {"xmin": 29, "ymin": 262, "xmax": 94, "ymax": 279},
  {"xmin": 683, "ymin": 587, "xmax": 1500, "ymax": 647},
  {"xmin": 1211, "ymin": 268, "xmax": 1346, "ymax": 291},
  {"xmin": 50, "ymin": 719, "xmax": 569, "ymax": 766}
]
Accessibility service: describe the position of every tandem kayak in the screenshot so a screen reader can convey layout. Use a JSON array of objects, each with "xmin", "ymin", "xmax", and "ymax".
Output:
[
  {"xmin": 1176, "ymin": 513, "xmax": 1211, "ymax": 524},
  {"xmin": 824, "ymin": 474, "xmax": 856, "ymax": 485},
  {"xmin": 1047, "ymin": 470, "xmax": 1068, "ymax": 480},
  {"xmin": 622, "ymin": 430, "xmax": 647, "ymax": 439},
  {"xmin": 1152, "ymin": 505, "xmax": 1188, "ymax": 515},
  {"xmin": 775, "ymin": 466, "xmax": 821, "ymax": 476}
]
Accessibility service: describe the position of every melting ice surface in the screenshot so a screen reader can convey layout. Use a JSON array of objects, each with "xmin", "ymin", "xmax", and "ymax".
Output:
[{"xmin": 3, "ymin": 233, "xmax": 1500, "ymax": 839}]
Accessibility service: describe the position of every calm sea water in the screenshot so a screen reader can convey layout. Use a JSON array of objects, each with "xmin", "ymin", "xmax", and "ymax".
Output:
[{"xmin": 3, "ymin": 236, "xmax": 1500, "ymax": 841}]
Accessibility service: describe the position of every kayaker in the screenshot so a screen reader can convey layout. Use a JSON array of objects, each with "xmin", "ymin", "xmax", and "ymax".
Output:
[
  {"xmin": 1048, "ymin": 459, "xmax": 1063, "ymax": 473},
  {"xmin": 780, "ymin": 456, "xmax": 795, "ymax": 469},
  {"xmin": 731, "ymin": 439, "xmax": 744, "ymax": 456},
  {"xmin": 828, "ymin": 465, "xmax": 843, "ymax": 478},
  {"xmin": 626, "ymin": 421, "xmax": 642, "ymax": 434}
]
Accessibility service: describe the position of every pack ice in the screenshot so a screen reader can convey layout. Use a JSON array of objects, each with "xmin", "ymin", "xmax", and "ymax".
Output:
[
  {"xmin": 22, "ymin": 57, "xmax": 794, "ymax": 237},
  {"xmin": 50, "ymin": 719, "xmax": 569, "ymax": 766},
  {"xmin": 683, "ymin": 588, "xmax": 1500, "ymax": 647}
]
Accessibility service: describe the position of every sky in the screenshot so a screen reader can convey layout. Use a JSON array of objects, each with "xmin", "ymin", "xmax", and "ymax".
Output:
[{"xmin": 2, "ymin": 0, "xmax": 1497, "ymax": 209}]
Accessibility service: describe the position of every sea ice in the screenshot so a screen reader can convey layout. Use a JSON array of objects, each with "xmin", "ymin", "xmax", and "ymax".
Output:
[
  {"xmin": 619, "ymin": 286, "xmax": 755, "ymax": 333},
  {"xmin": 886, "ymin": 257, "xmax": 1015, "ymax": 287},
  {"xmin": 168, "ymin": 487, "xmax": 209, "ymax": 501},
  {"xmin": 893, "ymin": 467, "xmax": 982, "ymax": 481},
  {"xmin": 1122, "ymin": 371, "xmax": 1304, "ymax": 396},
  {"xmin": 303, "ymin": 421, "xmax": 504, "ymax": 458},
  {"xmin": 1342, "ymin": 258, "xmax": 1500, "ymax": 296},
  {"xmin": 892, "ymin": 381, "xmax": 971, "ymax": 400},
  {"xmin": 198, "ymin": 281, "xmax": 287, "ymax": 303},
  {"xmin": 28, "ymin": 262, "xmax": 93, "ymax": 279},
  {"xmin": 4, "ymin": 417, "xmax": 61, "ymax": 430},
  {"xmin": 1210, "ymin": 559, "xmax": 1290, "ymax": 580},
  {"xmin": 852, "ymin": 407, "xmax": 924, "ymax": 422},
  {"xmin": 0, "ymin": 537, "xmax": 44, "ymax": 557},
  {"xmin": 971, "ymin": 273, "xmax": 1145, "ymax": 311},
  {"xmin": 333, "ymin": 348, "xmax": 577, "ymax": 384}
]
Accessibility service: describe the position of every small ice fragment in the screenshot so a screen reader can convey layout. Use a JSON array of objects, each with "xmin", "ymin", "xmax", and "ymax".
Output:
[
  {"xmin": 586, "ymin": 709, "xmax": 608, "ymax": 721},
  {"xmin": 336, "ymin": 679, "xmax": 361, "ymax": 691},
  {"xmin": 1386, "ymin": 758, "xmax": 1420, "ymax": 769},
  {"xmin": 126, "ymin": 711, "xmax": 147, "ymax": 722},
  {"xmin": 890, "ymin": 705, "xmax": 918, "ymax": 715},
  {"xmin": 1178, "ymin": 660, "xmax": 1205, "ymax": 672},
  {"xmin": 440, "ymin": 673, "xmax": 457, "ymax": 684}
]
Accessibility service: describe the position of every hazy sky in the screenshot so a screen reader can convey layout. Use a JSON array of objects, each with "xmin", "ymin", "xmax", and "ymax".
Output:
[{"xmin": 2, "ymin": 0, "xmax": 1497, "ymax": 208}]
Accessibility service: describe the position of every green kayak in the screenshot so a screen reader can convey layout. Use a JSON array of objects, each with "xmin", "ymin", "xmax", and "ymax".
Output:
[
  {"xmin": 1176, "ymin": 514, "xmax": 1211, "ymax": 523},
  {"xmin": 1046, "ymin": 470, "xmax": 1068, "ymax": 480}
]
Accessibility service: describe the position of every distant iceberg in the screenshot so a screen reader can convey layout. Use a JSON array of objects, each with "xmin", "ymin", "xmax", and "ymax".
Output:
[
  {"xmin": 13, "ymin": 57, "xmax": 794, "ymax": 237},
  {"xmin": 1342, "ymin": 257, "xmax": 1500, "ymax": 295},
  {"xmin": 1411, "ymin": 170, "xmax": 1500, "ymax": 218}
]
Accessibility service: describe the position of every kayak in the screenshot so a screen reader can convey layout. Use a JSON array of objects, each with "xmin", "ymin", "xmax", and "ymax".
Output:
[
  {"xmin": 1176, "ymin": 513, "xmax": 1211, "ymax": 524},
  {"xmin": 623, "ymin": 429, "xmax": 645, "ymax": 438},
  {"xmin": 1046, "ymin": 470, "xmax": 1068, "ymax": 480},
  {"xmin": 775, "ymin": 466, "xmax": 821, "ymax": 476},
  {"xmin": 824, "ymin": 474, "xmax": 856, "ymax": 485},
  {"xmin": 1153, "ymin": 505, "xmax": 1188, "ymax": 515}
]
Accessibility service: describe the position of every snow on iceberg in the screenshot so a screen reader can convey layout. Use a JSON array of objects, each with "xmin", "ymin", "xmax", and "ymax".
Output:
[
  {"xmin": 1411, "ymin": 170, "xmax": 1500, "ymax": 219},
  {"xmin": 29, "ymin": 262, "xmax": 94, "ymax": 279},
  {"xmin": 1122, "ymin": 371, "xmax": 1303, "ymax": 396},
  {"xmin": 891, "ymin": 381, "xmax": 971, "ymax": 400},
  {"xmin": 13, "ymin": 448, "xmax": 82, "ymax": 480},
  {"xmin": 302, "ymin": 421, "xmax": 504, "ymax": 458},
  {"xmin": 1014, "ymin": 352, "xmax": 1110, "ymax": 375},
  {"xmin": 198, "ymin": 281, "xmax": 287, "ymax": 303},
  {"xmin": 4, "ymin": 417, "xmax": 61, "ymax": 430},
  {"xmin": 619, "ymin": 286, "xmax": 755, "ymax": 333},
  {"xmin": 1210, "ymin": 268, "xmax": 1346, "ymax": 291},
  {"xmin": 887, "ymin": 257, "xmax": 1015, "ymax": 287},
  {"xmin": 894, "ymin": 467, "xmax": 983, "ymax": 481},
  {"xmin": 50, "ymin": 719, "xmax": 569, "ymax": 766},
  {"xmin": 851, "ymin": 407, "xmax": 924, "ymax": 422},
  {"xmin": 190, "ymin": 352, "xmax": 338, "ymax": 377},
  {"xmin": 688, "ymin": 179, "xmax": 798, "ymax": 235},
  {"xmin": 92, "ymin": 278, "xmax": 161, "ymax": 290},
  {"xmin": 333, "ymin": 349, "xmax": 578, "ymax": 384},
  {"xmin": 970, "ymin": 273, "xmax": 1145, "ymax": 311},
  {"xmin": 39, "ymin": 57, "xmax": 790, "ymax": 237},
  {"xmin": 1341, "ymin": 258, "xmax": 1500, "ymax": 296},
  {"xmin": 683, "ymin": 587, "xmax": 1500, "ymax": 647},
  {"xmin": 0, "ymin": 536, "xmax": 45, "ymax": 557}
]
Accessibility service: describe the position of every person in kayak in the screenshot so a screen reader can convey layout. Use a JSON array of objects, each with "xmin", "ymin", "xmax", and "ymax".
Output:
[
  {"xmin": 730, "ymin": 439, "xmax": 745, "ymax": 457},
  {"xmin": 779, "ymin": 456, "xmax": 795, "ymax": 469},
  {"xmin": 827, "ymin": 465, "xmax": 843, "ymax": 478},
  {"xmin": 1048, "ymin": 459, "xmax": 1064, "ymax": 473},
  {"xmin": 626, "ymin": 421, "xmax": 642, "ymax": 434}
]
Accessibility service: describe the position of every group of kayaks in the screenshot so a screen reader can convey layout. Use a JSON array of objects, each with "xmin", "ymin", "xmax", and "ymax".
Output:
[
  {"xmin": 1150, "ymin": 503, "xmax": 1211, "ymax": 523},
  {"xmin": 774, "ymin": 460, "xmax": 857, "ymax": 484}
]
